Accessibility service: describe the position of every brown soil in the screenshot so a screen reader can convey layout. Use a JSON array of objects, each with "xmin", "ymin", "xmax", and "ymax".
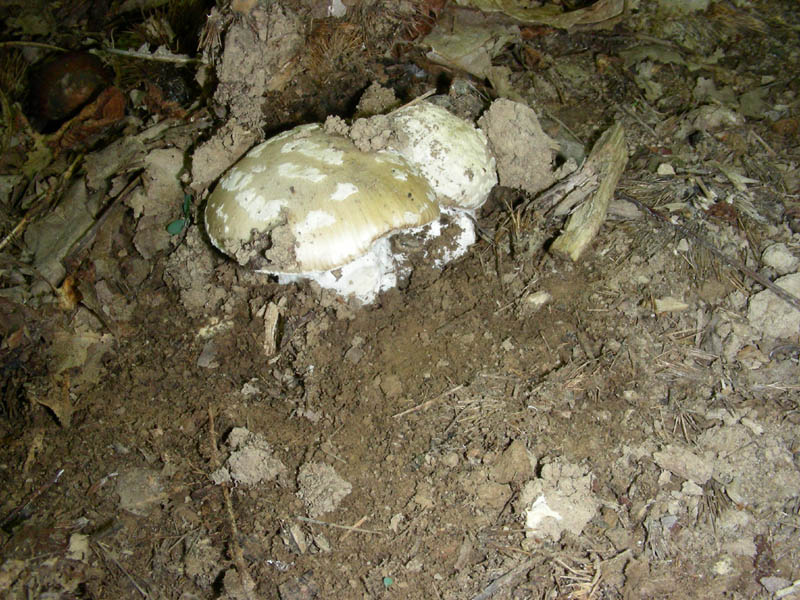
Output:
[{"xmin": 2, "ymin": 1, "xmax": 800, "ymax": 599}]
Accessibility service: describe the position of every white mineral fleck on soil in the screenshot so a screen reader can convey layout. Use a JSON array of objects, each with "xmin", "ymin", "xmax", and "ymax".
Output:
[{"xmin": 518, "ymin": 458, "xmax": 600, "ymax": 542}]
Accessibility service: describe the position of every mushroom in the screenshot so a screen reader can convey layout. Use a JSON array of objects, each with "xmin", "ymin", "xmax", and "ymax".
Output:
[
  {"xmin": 204, "ymin": 102, "xmax": 497, "ymax": 303},
  {"xmin": 385, "ymin": 101, "xmax": 496, "ymax": 210}
]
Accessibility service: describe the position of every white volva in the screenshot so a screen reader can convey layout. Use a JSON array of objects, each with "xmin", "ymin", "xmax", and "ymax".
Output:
[{"xmin": 205, "ymin": 124, "xmax": 439, "ymax": 274}]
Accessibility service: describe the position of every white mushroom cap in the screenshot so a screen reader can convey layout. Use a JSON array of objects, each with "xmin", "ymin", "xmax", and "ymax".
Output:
[
  {"xmin": 204, "ymin": 124, "xmax": 440, "ymax": 273},
  {"xmin": 387, "ymin": 102, "xmax": 497, "ymax": 211}
]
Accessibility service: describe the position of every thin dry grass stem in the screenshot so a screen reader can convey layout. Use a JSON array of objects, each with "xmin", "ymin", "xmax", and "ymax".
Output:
[
  {"xmin": 616, "ymin": 101, "xmax": 658, "ymax": 139},
  {"xmin": 654, "ymin": 357, "xmax": 704, "ymax": 382},
  {"xmin": 623, "ymin": 192, "xmax": 800, "ymax": 313},
  {"xmin": 471, "ymin": 558, "xmax": 537, "ymax": 600},
  {"xmin": 660, "ymin": 403, "xmax": 701, "ymax": 444},
  {"xmin": 699, "ymin": 479, "xmax": 731, "ymax": 538},
  {"xmin": 650, "ymin": 339, "xmax": 715, "ymax": 382},
  {"xmin": 753, "ymin": 382, "xmax": 800, "ymax": 393},
  {"xmin": 563, "ymin": 363, "xmax": 589, "ymax": 393},
  {"xmin": 198, "ymin": 7, "xmax": 229, "ymax": 55},
  {"xmin": 493, "ymin": 278, "xmax": 537, "ymax": 315},
  {"xmin": 393, "ymin": 384, "xmax": 465, "ymax": 418},
  {"xmin": 777, "ymin": 498, "xmax": 800, "ymax": 534},
  {"xmin": 0, "ymin": 48, "xmax": 27, "ymax": 101},
  {"xmin": 685, "ymin": 347, "xmax": 718, "ymax": 364},
  {"xmin": 131, "ymin": 9, "xmax": 175, "ymax": 51},
  {"xmin": 725, "ymin": 272, "xmax": 749, "ymax": 296},
  {"xmin": 387, "ymin": 89, "xmax": 436, "ymax": 115},
  {"xmin": 453, "ymin": 394, "xmax": 505, "ymax": 431},
  {"xmin": 94, "ymin": 540, "xmax": 150, "ymax": 597},
  {"xmin": 485, "ymin": 540, "xmax": 534, "ymax": 558},
  {"xmin": 708, "ymin": 2, "xmax": 767, "ymax": 33},
  {"xmin": 667, "ymin": 327, "xmax": 701, "ymax": 343},
  {"xmin": 478, "ymin": 371, "xmax": 523, "ymax": 381},
  {"xmin": 0, "ymin": 152, "xmax": 83, "ymax": 253},
  {"xmin": 492, "ymin": 192, "xmax": 538, "ymax": 266},
  {"xmin": 304, "ymin": 21, "xmax": 364, "ymax": 82},
  {"xmin": 554, "ymin": 556, "xmax": 602, "ymax": 600},
  {"xmin": 294, "ymin": 516, "xmax": 382, "ymax": 535},
  {"xmin": 748, "ymin": 128, "xmax": 776, "ymax": 156},
  {"xmin": 504, "ymin": 196, "xmax": 524, "ymax": 247},
  {"xmin": 338, "ymin": 514, "xmax": 371, "ymax": 541}
]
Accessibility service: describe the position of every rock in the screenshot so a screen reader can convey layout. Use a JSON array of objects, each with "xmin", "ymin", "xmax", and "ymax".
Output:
[
  {"xmin": 652, "ymin": 444, "xmax": 713, "ymax": 484},
  {"xmin": 490, "ymin": 439, "xmax": 535, "ymax": 484},
  {"xmin": 210, "ymin": 428, "xmax": 286, "ymax": 487},
  {"xmin": 747, "ymin": 273, "xmax": 800, "ymax": 338},
  {"xmin": 698, "ymin": 424, "xmax": 800, "ymax": 509},
  {"xmin": 761, "ymin": 243, "xmax": 799, "ymax": 275},
  {"xmin": 478, "ymin": 98, "xmax": 560, "ymax": 196},
  {"xmin": 379, "ymin": 374, "xmax": 404, "ymax": 398},
  {"xmin": 518, "ymin": 458, "xmax": 600, "ymax": 542},
  {"xmin": 297, "ymin": 462, "xmax": 352, "ymax": 517},
  {"xmin": 116, "ymin": 467, "xmax": 166, "ymax": 516}
]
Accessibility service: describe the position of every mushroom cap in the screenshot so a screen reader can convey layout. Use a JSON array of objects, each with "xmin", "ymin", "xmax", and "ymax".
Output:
[
  {"xmin": 388, "ymin": 102, "xmax": 497, "ymax": 210},
  {"xmin": 205, "ymin": 124, "xmax": 440, "ymax": 273}
]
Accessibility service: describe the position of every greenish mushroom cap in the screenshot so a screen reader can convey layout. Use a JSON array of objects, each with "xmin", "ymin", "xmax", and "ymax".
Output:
[{"xmin": 205, "ymin": 124, "xmax": 439, "ymax": 273}]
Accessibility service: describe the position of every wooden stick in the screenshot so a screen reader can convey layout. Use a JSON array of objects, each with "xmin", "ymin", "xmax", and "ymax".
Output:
[
  {"xmin": 550, "ymin": 122, "xmax": 627, "ymax": 261},
  {"xmin": 0, "ymin": 469, "xmax": 64, "ymax": 532},
  {"xmin": 393, "ymin": 384, "xmax": 464, "ymax": 418},
  {"xmin": 208, "ymin": 407, "xmax": 256, "ymax": 599},
  {"xmin": 471, "ymin": 558, "xmax": 536, "ymax": 600}
]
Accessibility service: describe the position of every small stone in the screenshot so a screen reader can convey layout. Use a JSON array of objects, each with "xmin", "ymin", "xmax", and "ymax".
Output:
[
  {"xmin": 379, "ymin": 374, "xmax": 403, "ymax": 398},
  {"xmin": 747, "ymin": 273, "xmax": 800, "ymax": 338},
  {"xmin": 297, "ymin": 462, "xmax": 352, "ymax": 517},
  {"xmin": 653, "ymin": 444, "xmax": 713, "ymax": 484},
  {"xmin": 761, "ymin": 576, "xmax": 791, "ymax": 593},
  {"xmin": 761, "ymin": 243, "xmax": 799, "ymax": 275},
  {"xmin": 490, "ymin": 439, "xmax": 534, "ymax": 484},
  {"xmin": 657, "ymin": 163, "xmax": 676, "ymax": 175}
]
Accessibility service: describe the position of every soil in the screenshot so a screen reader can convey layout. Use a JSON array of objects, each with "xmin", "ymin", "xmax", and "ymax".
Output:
[{"xmin": 2, "ymin": 1, "xmax": 800, "ymax": 599}]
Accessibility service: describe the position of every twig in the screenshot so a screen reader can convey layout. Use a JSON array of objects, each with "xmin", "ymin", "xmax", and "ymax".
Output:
[
  {"xmin": 340, "ymin": 515, "xmax": 370, "ymax": 542},
  {"xmin": 94, "ymin": 540, "xmax": 150, "ymax": 598},
  {"xmin": 295, "ymin": 516, "xmax": 383, "ymax": 535},
  {"xmin": 620, "ymin": 192, "xmax": 800, "ymax": 314},
  {"xmin": 616, "ymin": 102, "xmax": 658, "ymax": 139},
  {"xmin": 392, "ymin": 384, "xmax": 464, "ymax": 418},
  {"xmin": 0, "ymin": 469, "xmax": 64, "ymax": 532},
  {"xmin": 542, "ymin": 107, "xmax": 584, "ymax": 146},
  {"xmin": 551, "ymin": 122, "xmax": 627, "ymax": 260},
  {"xmin": 0, "ymin": 153, "xmax": 83, "ymax": 253},
  {"xmin": 95, "ymin": 47, "xmax": 198, "ymax": 64},
  {"xmin": 0, "ymin": 41, "xmax": 67, "ymax": 51},
  {"xmin": 388, "ymin": 89, "xmax": 436, "ymax": 115},
  {"xmin": 208, "ymin": 407, "xmax": 256, "ymax": 599},
  {"xmin": 471, "ymin": 558, "xmax": 536, "ymax": 600},
  {"xmin": 527, "ymin": 168, "xmax": 594, "ymax": 217},
  {"xmin": 62, "ymin": 174, "xmax": 141, "ymax": 272}
]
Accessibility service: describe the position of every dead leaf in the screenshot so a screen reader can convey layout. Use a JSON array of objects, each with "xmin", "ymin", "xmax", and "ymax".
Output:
[
  {"xmin": 33, "ymin": 373, "xmax": 73, "ymax": 427},
  {"xmin": 454, "ymin": 0, "xmax": 624, "ymax": 29}
]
